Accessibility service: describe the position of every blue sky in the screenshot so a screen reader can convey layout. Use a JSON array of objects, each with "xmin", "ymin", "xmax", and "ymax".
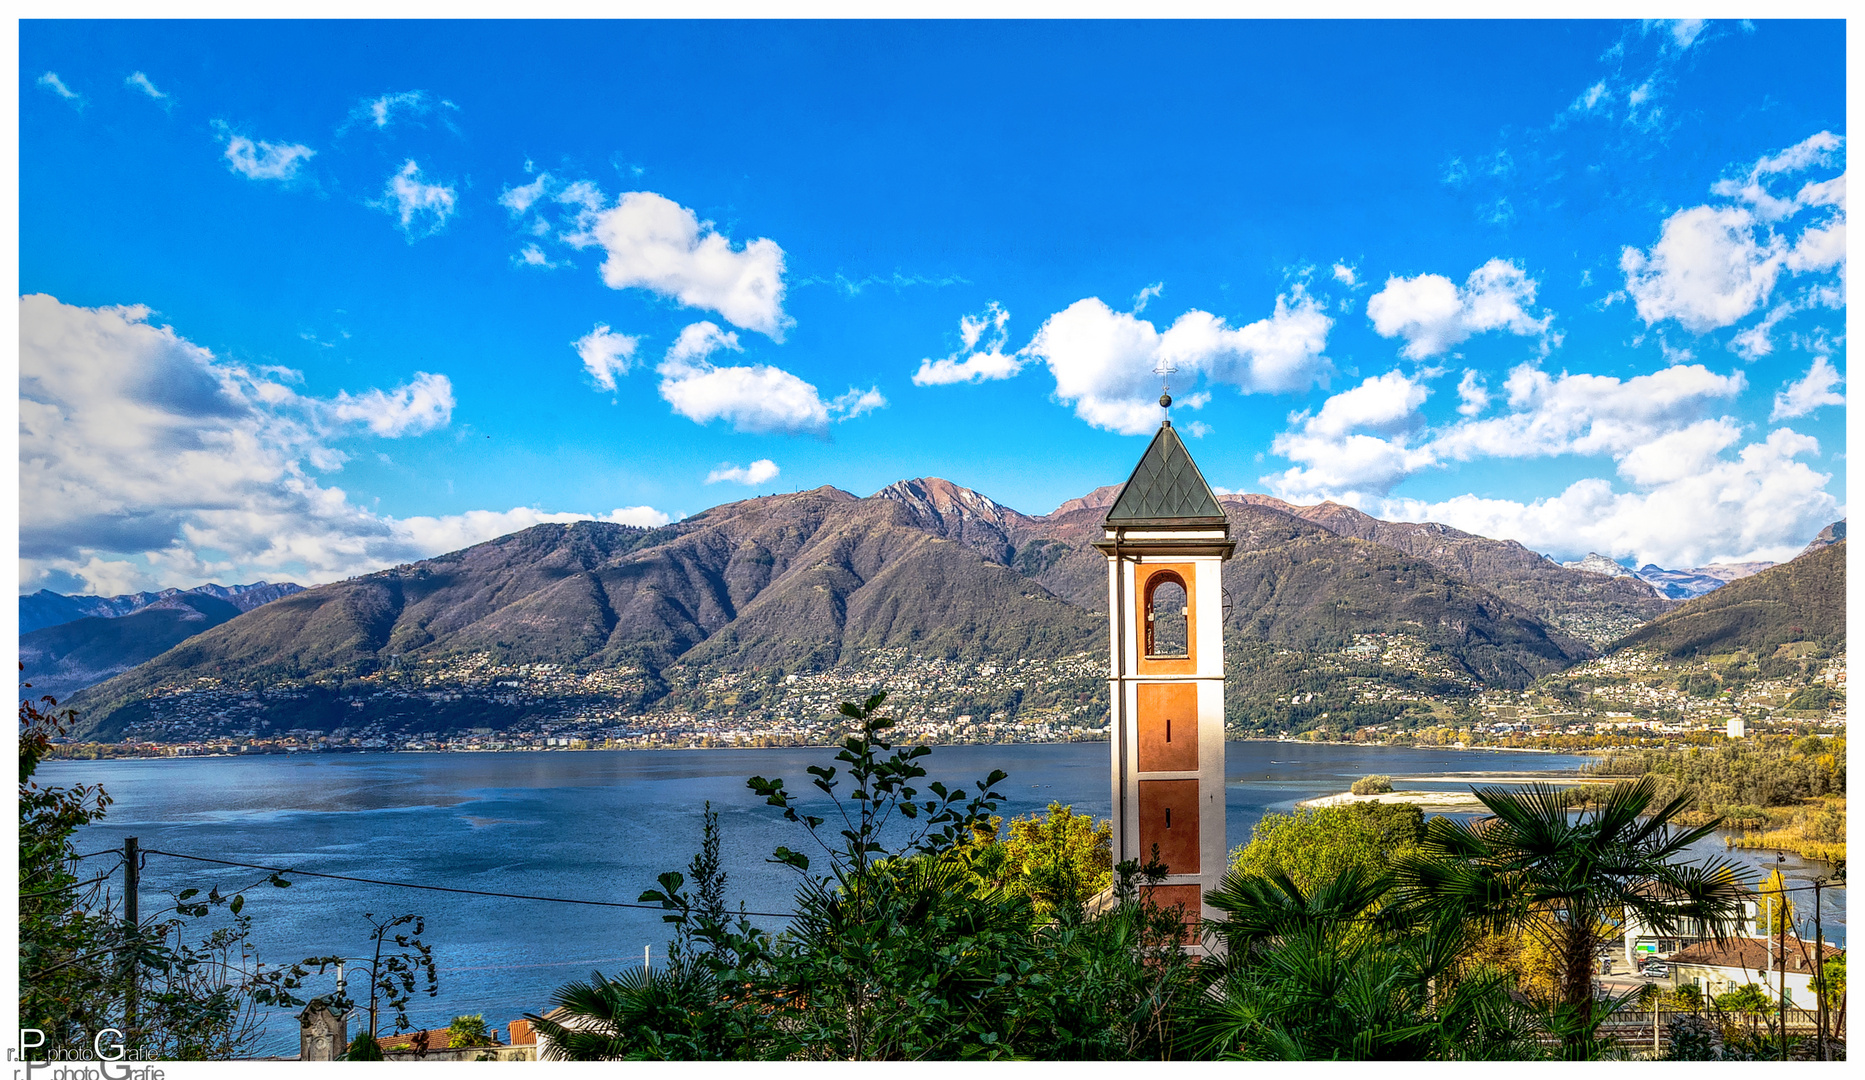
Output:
[{"xmin": 18, "ymin": 19, "xmax": 1848, "ymax": 595}]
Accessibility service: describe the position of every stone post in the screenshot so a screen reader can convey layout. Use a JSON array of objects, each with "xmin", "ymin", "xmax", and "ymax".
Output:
[{"xmin": 299, "ymin": 1003, "xmax": 348, "ymax": 1061}]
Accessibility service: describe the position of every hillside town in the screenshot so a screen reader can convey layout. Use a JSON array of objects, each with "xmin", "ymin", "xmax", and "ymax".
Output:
[{"xmin": 50, "ymin": 631, "xmax": 1845, "ymax": 760}]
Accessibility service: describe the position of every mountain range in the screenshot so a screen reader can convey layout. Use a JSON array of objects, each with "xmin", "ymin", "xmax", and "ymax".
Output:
[
  {"xmin": 51, "ymin": 481, "xmax": 1843, "ymax": 740},
  {"xmin": 1559, "ymin": 552, "xmax": 1781, "ymax": 600},
  {"xmin": 19, "ymin": 581, "xmax": 304, "ymax": 634}
]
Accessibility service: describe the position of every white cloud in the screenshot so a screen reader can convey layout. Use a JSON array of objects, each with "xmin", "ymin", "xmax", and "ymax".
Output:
[
  {"xmin": 125, "ymin": 71, "xmax": 169, "ymax": 104},
  {"xmin": 1331, "ymin": 262, "xmax": 1359, "ymax": 287},
  {"xmin": 377, "ymin": 160, "xmax": 456, "ymax": 239},
  {"xmin": 1432, "ymin": 362, "xmax": 1746, "ymax": 463},
  {"xmin": 912, "ymin": 302, "xmax": 1022, "ymax": 385},
  {"xmin": 830, "ymin": 386, "xmax": 887, "ymax": 420},
  {"xmin": 1132, "ymin": 282, "xmax": 1165, "ymax": 313},
  {"xmin": 389, "ymin": 505, "xmax": 670, "ymax": 558},
  {"xmin": 514, "ymin": 243, "xmax": 563, "ymax": 269},
  {"xmin": 705, "ymin": 459, "xmax": 780, "ymax": 485},
  {"xmin": 1366, "ymin": 259, "xmax": 1555, "ymax": 359},
  {"xmin": 1251, "ymin": 353, "xmax": 1834, "ymax": 567},
  {"xmin": 13, "ymin": 294, "xmax": 626, "ymax": 595},
  {"xmin": 37, "ymin": 72, "xmax": 81, "ymax": 104},
  {"xmin": 572, "ymin": 324, "xmax": 639, "ymax": 392},
  {"xmin": 655, "ymin": 321, "xmax": 868, "ymax": 434},
  {"xmin": 1771, "ymin": 356, "xmax": 1846, "ymax": 420},
  {"xmin": 214, "ymin": 122, "xmax": 315, "ymax": 181},
  {"xmin": 1455, "ymin": 370, "xmax": 1490, "ymax": 417},
  {"xmin": 1729, "ymin": 303, "xmax": 1794, "ymax": 360},
  {"xmin": 576, "ymin": 190, "xmax": 791, "ymax": 340},
  {"xmin": 1622, "ymin": 132, "xmax": 1845, "ymax": 334},
  {"xmin": 1620, "ymin": 206, "xmax": 1782, "ymax": 332},
  {"xmin": 1659, "ymin": 18, "xmax": 1708, "ymax": 49},
  {"xmin": 1571, "ymin": 80, "xmax": 1609, "ymax": 113},
  {"xmin": 1373, "ymin": 427, "xmax": 1838, "ymax": 568},
  {"xmin": 1265, "ymin": 372, "xmax": 1434, "ymax": 497},
  {"xmin": 1262, "ymin": 360, "xmax": 1752, "ymax": 509},
  {"xmin": 350, "ymin": 90, "xmax": 436, "ymax": 130},
  {"xmin": 500, "ymin": 173, "xmax": 550, "ymax": 215},
  {"xmin": 327, "ymin": 372, "xmax": 456, "ymax": 436},
  {"xmin": 1020, "ymin": 289, "xmax": 1334, "ymax": 435}
]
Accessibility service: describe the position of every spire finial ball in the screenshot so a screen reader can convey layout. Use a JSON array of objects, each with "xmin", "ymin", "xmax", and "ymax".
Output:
[{"xmin": 1159, "ymin": 391, "xmax": 1172, "ymax": 409}]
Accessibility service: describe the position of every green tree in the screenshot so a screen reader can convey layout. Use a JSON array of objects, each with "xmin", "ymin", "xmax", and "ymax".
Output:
[
  {"xmin": 1231, "ymin": 802, "xmax": 1424, "ymax": 895},
  {"xmin": 1391, "ymin": 779, "xmax": 1750, "ymax": 1059},
  {"xmin": 446, "ymin": 1013, "xmax": 492, "ymax": 1048},
  {"xmin": 962, "ymin": 802, "xmax": 1112, "ymax": 919}
]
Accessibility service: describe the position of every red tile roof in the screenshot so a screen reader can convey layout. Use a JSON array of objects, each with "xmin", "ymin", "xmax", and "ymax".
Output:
[{"xmin": 1669, "ymin": 936, "xmax": 1843, "ymax": 974}]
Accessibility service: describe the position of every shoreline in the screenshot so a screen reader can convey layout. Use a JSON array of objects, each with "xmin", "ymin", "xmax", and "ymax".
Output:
[{"xmin": 43, "ymin": 738, "xmax": 1606, "ymax": 764}]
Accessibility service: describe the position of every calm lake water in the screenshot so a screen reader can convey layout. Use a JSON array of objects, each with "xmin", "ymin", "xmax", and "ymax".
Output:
[{"xmin": 43, "ymin": 741, "xmax": 1843, "ymax": 1055}]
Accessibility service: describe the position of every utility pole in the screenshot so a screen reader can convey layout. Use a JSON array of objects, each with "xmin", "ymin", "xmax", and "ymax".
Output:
[
  {"xmin": 1775, "ymin": 854, "xmax": 1787, "ymax": 1062},
  {"xmin": 122, "ymin": 836, "xmax": 139, "ymax": 1040},
  {"xmin": 1813, "ymin": 877, "xmax": 1826, "ymax": 1060}
]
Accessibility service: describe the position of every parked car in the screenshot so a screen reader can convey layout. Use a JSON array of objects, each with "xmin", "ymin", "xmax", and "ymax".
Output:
[{"xmin": 1641, "ymin": 962, "xmax": 1669, "ymax": 978}]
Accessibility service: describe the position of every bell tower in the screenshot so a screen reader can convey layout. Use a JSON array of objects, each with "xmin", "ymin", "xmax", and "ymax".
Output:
[{"xmin": 1094, "ymin": 417, "xmax": 1232, "ymax": 945}]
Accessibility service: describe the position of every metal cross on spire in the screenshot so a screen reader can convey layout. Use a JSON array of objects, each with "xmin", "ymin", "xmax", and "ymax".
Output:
[{"xmin": 1154, "ymin": 358, "xmax": 1177, "ymax": 423}]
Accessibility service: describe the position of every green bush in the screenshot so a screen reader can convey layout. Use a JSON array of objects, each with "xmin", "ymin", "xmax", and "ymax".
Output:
[{"xmin": 1351, "ymin": 774, "xmax": 1394, "ymax": 796}]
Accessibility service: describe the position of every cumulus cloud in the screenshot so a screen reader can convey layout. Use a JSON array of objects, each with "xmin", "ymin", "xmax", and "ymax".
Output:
[
  {"xmin": 376, "ymin": 160, "xmax": 456, "ymax": 239},
  {"xmin": 1621, "ymin": 132, "xmax": 1846, "ymax": 337},
  {"xmin": 125, "ymin": 71, "xmax": 170, "ymax": 105},
  {"xmin": 1366, "ymin": 259, "xmax": 1555, "ymax": 359},
  {"xmin": 1771, "ymin": 355, "xmax": 1846, "ymax": 420},
  {"xmin": 1263, "ymin": 360, "xmax": 1749, "ymax": 504},
  {"xmin": 327, "ymin": 372, "xmax": 455, "ymax": 436},
  {"xmin": 1331, "ymin": 263, "xmax": 1359, "ymax": 287},
  {"xmin": 37, "ymin": 72, "xmax": 81, "ymax": 105},
  {"xmin": 912, "ymin": 302, "xmax": 1022, "ymax": 385},
  {"xmin": 565, "ymin": 190, "xmax": 791, "ymax": 340},
  {"xmin": 213, "ymin": 121, "xmax": 315, "ymax": 181},
  {"xmin": 1015, "ymin": 289, "xmax": 1334, "ymax": 435},
  {"xmin": 1265, "ymin": 372, "xmax": 1435, "ymax": 496},
  {"xmin": 1373, "ymin": 427, "xmax": 1838, "ymax": 568},
  {"xmin": 573, "ymin": 324, "xmax": 639, "ymax": 391},
  {"xmin": 705, "ymin": 459, "xmax": 780, "ymax": 485},
  {"xmin": 655, "ymin": 321, "xmax": 875, "ymax": 433},
  {"xmin": 1455, "ymin": 370, "xmax": 1490, "ymax": 417},
  {"xmin": 1252, "ymin": 354, "xmax": 1833, "ymax": 566},
  {"xmin": 19, "ymin": 295, "xmax": 669, "ymax": 594}
]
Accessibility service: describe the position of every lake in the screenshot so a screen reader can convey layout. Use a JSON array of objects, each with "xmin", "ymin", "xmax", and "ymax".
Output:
[{"xmin": 42, "ymin": 741, "xmax": 1842, "ymax": 1055}]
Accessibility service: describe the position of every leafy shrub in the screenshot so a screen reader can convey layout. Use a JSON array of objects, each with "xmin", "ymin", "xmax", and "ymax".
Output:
[{"xmin": 1351, "ymin": 774, "xmax": 1394, "ymax": 796}]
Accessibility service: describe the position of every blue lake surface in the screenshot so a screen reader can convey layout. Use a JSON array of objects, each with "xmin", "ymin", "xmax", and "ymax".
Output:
[{"xmin": 43, "ymin": 741, "xmax": 1843, "ymax": 1055}]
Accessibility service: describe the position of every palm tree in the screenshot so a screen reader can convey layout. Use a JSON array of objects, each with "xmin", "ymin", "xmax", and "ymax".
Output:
[
  {"xmin": 1390, "ymin": 778, "xmax": 1750, "ymax": 1059},
  {"xmin": 1193, "ymin": 866, "xmax": 1542, "ymax": 1059}
]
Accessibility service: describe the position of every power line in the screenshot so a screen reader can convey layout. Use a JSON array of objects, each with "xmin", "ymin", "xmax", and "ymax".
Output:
[
  {"xmin": 139, "ymin": 848, "xmax": 796, "ymax": 918},
  {"xmin": 21, "ymin": 866, "xmax": 122, "ymax": 899}
]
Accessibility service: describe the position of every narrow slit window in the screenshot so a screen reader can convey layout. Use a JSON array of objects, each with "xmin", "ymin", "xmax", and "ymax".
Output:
[
  {"xmin": 1165, "ymin": 808, "xmax": 1172, "ymax": 828},
  {"xmin": 1145, "ymin": 575, "xmax": 1189, "ymax": 658},
  {"xmin": 1165, "ymin": 717, "xmax": 1171, "ymax": 742}
]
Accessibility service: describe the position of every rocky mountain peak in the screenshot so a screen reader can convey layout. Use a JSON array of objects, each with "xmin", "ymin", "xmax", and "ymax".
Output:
[{"xmin": 1563, "ymin": 553, "xmax": 1633, "ymax": 578}]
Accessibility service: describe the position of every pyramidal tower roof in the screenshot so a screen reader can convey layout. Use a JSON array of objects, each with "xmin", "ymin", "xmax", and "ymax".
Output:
[{"xmin": 1104, "ymin": 421, "xmax": 1227, "ymax": 525}]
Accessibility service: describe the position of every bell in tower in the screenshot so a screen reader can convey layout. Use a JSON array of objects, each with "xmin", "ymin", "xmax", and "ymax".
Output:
[{"xmin": 1093, "ymin": 416, "xmax": 1233, "ymax": 950}]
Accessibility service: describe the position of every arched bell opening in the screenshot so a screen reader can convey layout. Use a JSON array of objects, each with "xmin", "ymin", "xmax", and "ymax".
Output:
[{"xmin": 1144, "ymin": 572, "xmax": 1190, "ymax": 659}]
